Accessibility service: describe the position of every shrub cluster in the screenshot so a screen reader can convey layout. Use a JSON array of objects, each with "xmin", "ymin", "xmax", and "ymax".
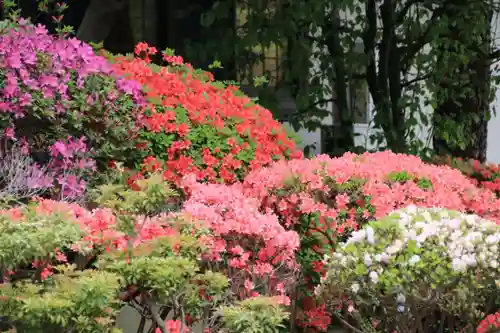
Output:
[
  {"xmin": 317, "ymin": 206, "xmax": 500, "ymax": 333},
  {"xmin": 181, "ymin": 175, "xmax": 299, "ymax": 300},
  {"xmin": 110, "ymin": 44, "xmax": 302, "ymax": 185},
  {"xmin": 0, "ymin": 21, "xmax": 144, "ymax": 199},
  {"xmin": 0, "ymin": 174, "xmax": 292, "ymax": 333},
  {"xmin": 0, "ymin": 19, "xmax": 499, "ymax": 333},
  {"xmin": 432, "ymin": 155, "xmax": 500, "ymax": 197},
  {"xmin": 238, "ymin": 151, "xmax": 500, "ymax": 330}
]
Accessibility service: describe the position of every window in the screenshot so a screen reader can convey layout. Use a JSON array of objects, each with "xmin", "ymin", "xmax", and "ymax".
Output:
[{"xmin": 234, "ymin": 3, "xmax": 284, "ymax": 87}]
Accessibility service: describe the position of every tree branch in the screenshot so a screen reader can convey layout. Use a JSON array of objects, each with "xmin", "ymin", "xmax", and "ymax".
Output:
[
  {"xmin": 401, "ymin": 2, "xmax": 450, "ymax": 70},
  {"xmin": 149, "ymin": 301, "xmax": 168, "ymax": 333},
  {"xmin": 489, "ymin": 48, "xmax": 500, "ymax": 60},
  {"xmin": 363, "ymin": 0, "xmax": 379, "ymax": 105},
  {"xmin": 402, "ymin": 73, "xmax": 432, "ymax": 87},
  {"xmin": 394, "ymin": 0, "xmax": 423, "ymax": 27},
  {"xmin": 332, "ymin": 312, "xmax": 366, "ymax": 333}
]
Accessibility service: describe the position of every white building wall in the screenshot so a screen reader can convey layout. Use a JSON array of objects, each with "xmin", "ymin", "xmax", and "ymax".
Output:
[{"xmin": 487, "ymin": 12, "xmax": 500, "ymax": 163}]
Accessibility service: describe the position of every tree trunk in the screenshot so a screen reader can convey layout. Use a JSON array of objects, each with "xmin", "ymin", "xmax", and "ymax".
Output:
[
  {"xmin": 323, "ymin": 6, "xmax": 355, "ymax": 156},
  {"xmin": 76, "ymin": 0, "xmax": 126, "ymax": 43}
]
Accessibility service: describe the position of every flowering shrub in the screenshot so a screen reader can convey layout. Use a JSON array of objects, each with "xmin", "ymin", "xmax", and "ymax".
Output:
[
  {"xmin": 478, "ymin": 312, "xmax": 500, "ymax": 333},
  {"xmin": 110, "ymin": 45, "xmax": 302, "ymax": 185},
  {"xmin": 0, "ymin": 21, "xmax": 144, "ymax": 198},
  {"xmin": 220, "ymin": 297, "xmax": 289, "ymax": 333},
  {"xmin": 181, "ymin": 175, "xmax": 299, "ymax": 300},
  {"xmin": 432, "ymin": 155, "xmax": 500, "ymax": 198},
  {"xmin": 317, "ymin": 206, "xmax": 500, "ymax": 333},
  {"xmin": 0, "ymin": 173, "xmax": 291, "ymax": 332},
  {"xmin": 240, "ymin": 151, "xmax": 500, "ymax": 330}
]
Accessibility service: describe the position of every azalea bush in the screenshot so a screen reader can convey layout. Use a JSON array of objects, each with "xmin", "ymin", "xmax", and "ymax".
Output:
[
  {"xmin": 0, "ymin": 173, "xmax": 291, "ymax": 333},
  {"xmin": 317, "ymin": 206, "xmax": 500, "ymax": 333},
  {"xmin": 0, "ymin": 196, "xmax": 123, "ymax": 332},
  {"xmin": 110, "ymin": 44, "xmax": 302, "ymax": 185},
  {"xmin": 478, "ymin": 312, "xmax": 500, "ymax": 333},
  {"xmin": 0, "ymin": 20, "xmax": 144, "ymax": 199},
  {"xmin": 92, "ymin": 173, "xmax": 294, "ymax": 331},
  {"xmin": 432, "ymin": 155, "xmax": 500, "ymax": 197},
  {"xmin": 180, "ymin": 175, "xmax": 300, "ymax": 301},
  {"xmin": 237, "ymin": 151, "xmax": 500, "ymax": 330}
]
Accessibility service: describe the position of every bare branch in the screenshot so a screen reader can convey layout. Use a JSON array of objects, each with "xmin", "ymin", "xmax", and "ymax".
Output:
[
  {"xmin": 332, "ymin": 312, "xmax": 367, "ymax": 333},
  {"xmin": 0, "ymin": 142, "xmax": 52, "ymax": 201},
  {"xmin": 402, "ymin": 73, "xmax": 432, "ymax": 87},
  {"xmin": 400, "ymin": 1, "xmax": 461, "ymax": 71}
]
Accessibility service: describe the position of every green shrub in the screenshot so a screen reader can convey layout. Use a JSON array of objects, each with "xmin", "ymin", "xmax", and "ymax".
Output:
[{"xmin": 0, "ymin": 174, "xmax": 290, "ymax": 333}]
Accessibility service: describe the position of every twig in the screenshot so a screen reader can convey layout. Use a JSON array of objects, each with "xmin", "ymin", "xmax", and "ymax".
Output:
[
  {"xmin": 137, "ymin": 316, "xmax": 146, "ymax": 333},
  {"xmin": 180, "ymin": 306, "xmax": 185, "ymax": 333},
  {"xmin": 332, "ymin": 312, "xmax": 366, "ymax": 333}
]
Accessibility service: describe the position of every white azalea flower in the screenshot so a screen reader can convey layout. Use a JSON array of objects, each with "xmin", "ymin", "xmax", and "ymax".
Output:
[
  {"xmin": 409, "ymin": 255, "xmax": 421, "ymax": 265},
  {"xmin": 365, "ymin": 226, "xmax": 375, "ymax": 244},
  {"xmin": 369, "ymin": 271, "xmax": 379, "ymax": 283},
  {"xmin": 363, "ymin": 253, "xmax": 373, "ymax": 266},
  {"xmin": 452, "ymin": 258, "xmax": 467, "ymax": 272}
]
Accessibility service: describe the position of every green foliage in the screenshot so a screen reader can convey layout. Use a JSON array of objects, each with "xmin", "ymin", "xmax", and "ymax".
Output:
[
  {"xmin": 92, "ymin": 172, "xmax": 180, "ymax": 217},
  {"xmin": 0, "ymin": 204, "xmax": 84, "ymax": 272},
  {"xmin": 220, "ymin": 297, "xmax": 289, "ymax": 333},
  {"xmin": 0, "ymin": 271, "xmax": 122, "ymax": 333},
  {"xmin": 427, "ymin": 1, "xmax": 495, "ymax": 159},
  {"xmin": 385, "ymin": 171, "xmax": 433, "ymax": 190}
]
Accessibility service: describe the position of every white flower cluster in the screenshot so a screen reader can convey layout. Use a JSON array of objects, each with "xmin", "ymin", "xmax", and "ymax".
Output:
[
  {"xmin": 320, "ymin": 206, "xmax": 500, "ymax": 297},
  {"xmin": 344, "ymin": 205, "xmax": 499, "ymax": 272}
]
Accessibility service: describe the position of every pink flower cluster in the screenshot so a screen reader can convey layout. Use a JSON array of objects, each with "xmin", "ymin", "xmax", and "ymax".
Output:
[
  {"xmin": 243, "ymin": 151, "xmax": 500, "ymax": 236},
  {"xmin": 477, "ymin": 312, "xmax": 500, "ymax": 333},
  {"xmin": 1, "ymin": 23, "xmax": 102, "ymax": 116},
  {"xmin": 0, "ymin": 21, "xmax": 142, "ymax": 117},
  {"xmin": 182, "ymin": 176, "xmax": 299, "ymax": 298},
  {"xmin": 0, "ymin": 20, "xmax": 145, "ymax": 198},
  {"xmin": 48, "ymin": 136, "xmax": 96, "ymax": 199},
  {"xmin": 155, "ymin": 320, "xmax": 190, "ymax": 333}
]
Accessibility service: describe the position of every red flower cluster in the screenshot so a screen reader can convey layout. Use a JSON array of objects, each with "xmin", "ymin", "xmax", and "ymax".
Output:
[
  {"xmin": 110, "ymin": 44, "xmax": 302, "ymax": 185},
  {"xmin": 297, "ymin": 304, "xmax": 331, "ymax": 331},
  {"xmin": 432, "ymin": 156, "xmax": 500, "ymax": 197},
  {"xmin": 477, "ymin": 312, "xmax": 500, "ymax": 333}
]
